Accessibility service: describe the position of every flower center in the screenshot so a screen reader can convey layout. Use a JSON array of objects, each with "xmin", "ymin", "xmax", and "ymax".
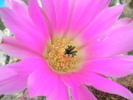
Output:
[{"xmin": 47, "ymin": 39, "xmax": 80, "ymax": 73}]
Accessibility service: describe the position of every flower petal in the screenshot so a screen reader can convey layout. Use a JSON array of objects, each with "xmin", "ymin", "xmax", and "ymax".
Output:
[
  {"xmin": 28, "ymin": 65, "xmax": 58, "ymax": 97},
  {"xmin": 75, "ymin": 5, "xmax": 124, "ymax": 44},
  {"xmin": 0, "ymin": 75, "xmax": 27, "ymax": 94},
  {"xmin": 83, "ymin": 56, "xmax": 133, "ymax": 78},
  {"xmin": 0, "ymin": 67, "xmax": 17, "ymax": 81},
  {"xmin": 69, "ymin": 0, "xmax": 110, "ymax": 32},
  {"xmin": 85, "ymin": 72, "xmax": 133, "ymax": 100},
  {"xmin": 40, "ymin": 0, "xmax": 56, "ymax": 30},
  {"xmin": 62, "ymin": 73, "xmax": 85, "ymax": 87},
  {"xmin": 8, "ymin": 57, "xmax": 46, "ymax": 74},
  {"xmin": 70, "ymin": 73, "xmax": 87, "ymax": 86},
  {"xmin": 0, "ymin": 68, "xmax": 25, "ymax": 94},
  {"xmin": 78, "ymin": 85, "xmax": 97, "ymax": 100},
  {"xmin": 28, "ymin": 0, "xmax": 50, "ymax": 41},
  {"xmin": 54, "ymin": 0, "xmax": 69, "ymax": 31},
  {"xmin": 0, "ymin": 36, "xmax": 41, "ymax": 59},
  {"xmin": 0, "ymin": 1, "xmax": 45, "ymax": 53},
  {"xmin": 4, "ymin": 0, "xmax": 30, "ymax": 22},
  {"xmin": 62, "ymin": 72, "xmax": 78, "ymax": 100},
  {"xmin": 87, "ymin": 18, "xmax": 133, "ymax": 58},
  {"xmin": 47, "ymin": 77, "xmax": 69, "ymax": 100},
  {"xmin": 0, "ymin": 57, "xmax": 45, "ymax": 94},
  {"xmin": 62, "ymin": 75, "xmax": 96, "ymax": 100}
]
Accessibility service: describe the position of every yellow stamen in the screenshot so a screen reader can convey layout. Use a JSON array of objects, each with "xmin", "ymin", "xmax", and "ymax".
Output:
[{"xmin": 47, "ymin": 39, "xmax": 80, "ymax": 73}]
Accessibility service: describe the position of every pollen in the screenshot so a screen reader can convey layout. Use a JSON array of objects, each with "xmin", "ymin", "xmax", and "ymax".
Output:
[{"xmin": 47, "ymin": 39, "xmax": 80, "ymax": 73}]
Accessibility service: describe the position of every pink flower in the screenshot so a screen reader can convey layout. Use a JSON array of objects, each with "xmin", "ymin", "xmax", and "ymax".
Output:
[{"xmin": 1, "ymin": 0, "xmax": 133, "ymax": 99}]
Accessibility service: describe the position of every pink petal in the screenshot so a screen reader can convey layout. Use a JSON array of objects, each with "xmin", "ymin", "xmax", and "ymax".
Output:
[
  {"xmin": 75, "ymin": 5, "xmax": 124, "ymax": 44},
  {"xmin": 61, "ymin": 72, "xmax": 92, "ymax": 99},
  {"xmin": 28, "ymin": 0, "xmax": 50, "ymax": 41},
  {"xmin": 62, "ymin": 75, "xmax": 96, "ymax": 100},
  {"xmin": 40, "ymin": 0, "xmax": 57, "ymax": 30},
  {"xmin": 0, "ymin": 75, "xmax": 27, "ymax": 94},
  {"xmin": 69, "ymin": 0, "xmax": 110, "ymax": 32},
  {"xmin": 28, "ymin": 66, "xmax": 58, "ymax": 97},
  {"xmin": 0, "ymin": 67, "xmax": 17, "ymax": 81},
  {"xmin": 54, "ymin": 0, "xmax": 69, "ymax": 31},
  {"xmin": 62, "ymin": 74, "xmax": 83, "ymax": 100},
  {"xmin": 83, "ymin": 56, "xmax": 133, "ymax": 78},
  {"xmin": 78, "ymin": 85, "xmax": 97, "ymax": 100},
  {"xmin": 0, "ymin": 4, "xmax": 45, "ymax": 53},
  {"xmin": 87, "ymin": 18, "xmax": 133, "ymax": 58},
  {"xmin": 62, "ymin": 74, "xmax": 81, "ymax": 100},
  {"xmin": 85, "ymin": 72, "xmax": 133, "ymax": 100},
  {"xmin": 8, "ymin": 57, "xmax": 46, "ymax": 74},
  {"xmin": 0, "ymin": 36, "xmax": 41, "ymax": 59},
  {"xmin": 47, "ymin": 77, "xmax": 69, "ymax": 100},
  {"xmin": 4, "ymin": 0, "xmax": 31, "ymax": 23},
  {"xmin": 0, "ymin": 69, "xmax": 24, "ymax": 94},
  {"xmin": 0, "ymin": 57, "xmax": 46, "ymax": 94},
  {"xmin": 70, "ymin": 73, "xmax": 86, "ymax": 86},
  {"xmin": 62, "ymin": 73, "xmax": 84, "ymax": 87}
]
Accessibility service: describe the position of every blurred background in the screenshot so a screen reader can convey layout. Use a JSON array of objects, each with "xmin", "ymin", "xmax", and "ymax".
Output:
[{"xmin": 0, "ymin": 0, "xmax": 133, "ymax": 100}]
